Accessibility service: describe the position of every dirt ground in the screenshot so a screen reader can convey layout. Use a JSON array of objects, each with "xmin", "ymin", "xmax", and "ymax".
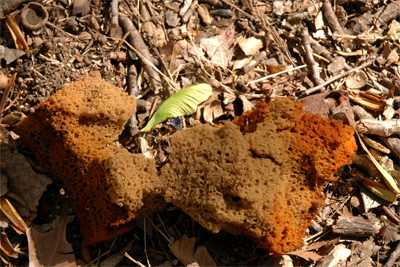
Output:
[{"xmin": 1, "ymin": 0, "xmax": 400, "ymax": 266}]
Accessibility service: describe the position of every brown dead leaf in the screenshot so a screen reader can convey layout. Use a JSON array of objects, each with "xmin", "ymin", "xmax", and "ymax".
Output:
[
  {"xmin": 380, "ymin": 219, "xmax": 400, "ymax": 244},
  {"xmin": 0, "ymin": 45, "xmax": 25, "ymax": 65},
  {"xmin": 100, "ymin": 241, "xmax": 134, "ymax": 266},
  {"xmin": 0, "ymin": 198, "xmax": 27, "ymax": 234},
  {"xmin": 238, "ymin": 95, "xmax": 253, "ymax": 113},
  {"xmin": 203, "ymin": 100, "xmax": 224, "ymax": 124},
  {"xmin": 5, "ymin": 16, "xmax": 29, "ymax": 57},
  {"xmin": 0, "ymin": 230, "xmax": 18, "ymax": 258},
  {"xmin": 345, "ymin": 71, "xmax": 368, "ymax": 89},
  {"xmin": 1, "ymin": 149, "xmax": 52, "ymax": 218},
  {"xmin": 202, "ymin": 93, "xmax": 224, "ymax": 124},
  {"xmin": 300, "ymin": 92, "xmax": 330, "ymax": 118},
  {"xmin": 307, "ymin": 237, "xmax": 340, "ymax": 255},
  {"xmin": 238, "ymin": 37, "xmax": 263, "ymax": 56},
  {"xmin": 266, "ymin": 64, "xmax": 293, "ymax": 74},
  {"xmin": 168, "ymin": 235, "xmax": 216, "ymax": 267},
  {"xmin": 200, "ymin": 35, "xmax": 232, "ymax": 68},
  {"xmin": 288, "ymin": 250, "xmax": 322, "ymax": 262},
  {"xmin": 348, "ymin": 90, "xmax": 385, "ymax": 111},
  {"xmin": 27, "ymin": 216, "xmax": 76, "ymax": 267}
]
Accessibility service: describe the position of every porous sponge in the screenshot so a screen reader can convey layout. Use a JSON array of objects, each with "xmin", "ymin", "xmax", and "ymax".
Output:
[
  {"xmin": 161, "ymin": 97, "xmax": 357, "ymax": 255},
  {"xmin": 15, "ymin": 72, "xmax": 163, "ymax": 244}
]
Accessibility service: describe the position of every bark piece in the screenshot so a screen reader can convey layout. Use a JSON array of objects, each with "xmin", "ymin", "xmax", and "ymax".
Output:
[{"xmin": 333, "ymin": 216, "xmax": 381, "ymax": 237}]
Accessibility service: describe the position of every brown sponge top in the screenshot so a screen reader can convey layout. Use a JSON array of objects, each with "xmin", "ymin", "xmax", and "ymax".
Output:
[
  {"xmin": 105, "ymin": 148, "xmax": 166, "ymax": 217},
  {"xmin": 161, "ymin": 97, "xmax": 357, "ymax": 255},
  {"xmin": 15, "ymin": 72, "xmax": 164, "ymax": 244}
]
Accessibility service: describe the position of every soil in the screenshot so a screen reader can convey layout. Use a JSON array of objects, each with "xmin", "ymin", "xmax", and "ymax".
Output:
[{"xmin": 1, "ymin": 0, "xmax": 400, "ymax": 266}]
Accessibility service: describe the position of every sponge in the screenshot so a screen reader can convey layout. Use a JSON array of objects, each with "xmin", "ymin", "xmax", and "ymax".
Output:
[
  {"xmin": 15, "ymin": 72, "xmax": 164, "ymax": 244},
  {"xmin": 161, "ymin": 97, "xmax": 357, "ymax": 255}
]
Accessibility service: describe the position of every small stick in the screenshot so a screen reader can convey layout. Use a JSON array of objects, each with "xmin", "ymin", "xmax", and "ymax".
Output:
[
  {"xmin": 382, "ymin": 206, "xmax": 400, "ymax": 226},
  {"xmin": 381, "ymin": 137, "xmax": 400, "ymax": 159},
  {"xmin": 322, "ymin": 0, "xmax": 343, "ymax": 34},
  {"xmin": 127, "ymin": 61, "xmax": 139, "ymax": 135},
  {"xmin": 182, "ymin": 0, "xmax": 198, "ymax": 23},
  {"xmin": 149, "ymin": 45, "xmax": 173, "ymax": 92},
  {"xmin": 304, "ymin": 60, "xmax": 374, "ymax": 95},
  {"xmin": 361, "ymin": 135, "xmax": 391, "ymax": 154},
  {"xmin": 119, "ymin": 16, "xmax": 163, "ymax": 94},
  {"xmin": 384, "ymin": 241, "xmax": 400, "ymax": 267},
  {"xmin": 301, "ymin": 27, "xmax": 324, "ymax": 86},
  {"xmin": 247, "ymin": 64, "xmax": 307, "ymax": 86},
  {"xmin": 110, "ymin": 0, "xmax": 123, "ymax": 38},
  {"xmin": 357, "ymin": 119, "xmax": 400, "ymax": 137}
]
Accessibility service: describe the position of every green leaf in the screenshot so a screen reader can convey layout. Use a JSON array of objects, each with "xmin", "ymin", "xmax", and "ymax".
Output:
[{"xmin": 141, "ymin": 84, "xmax": 212, "ymax": 132}]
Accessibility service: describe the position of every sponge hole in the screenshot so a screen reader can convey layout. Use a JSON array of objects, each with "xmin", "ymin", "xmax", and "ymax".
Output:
[{"xmin": 224, "ymin": 194, "xmax": 241, "ymax": 204}]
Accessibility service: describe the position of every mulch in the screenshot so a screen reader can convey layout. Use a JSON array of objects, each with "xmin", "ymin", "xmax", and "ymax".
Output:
[{"xmin": 1, "ymin": 0, "xmax": 400, "ymax": 266}]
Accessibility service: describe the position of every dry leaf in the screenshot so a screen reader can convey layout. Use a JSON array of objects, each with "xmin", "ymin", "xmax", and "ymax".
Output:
[
  {"xmin": 288, "ymin": 250, "xmax": 322, "ymax": 262},
  {"xmin": 380, "ymin": 219, "xmax": 400, "ymax": 244},
  {"xmin": 266, "ymin": 64, "xmax": 293, "ymax": 74},
  {"xmin": 345, "ymin": 71, "xmax": 368, "ymax": 89},
  {"xmin": 5, "ymin": 16, "xmax": 29, "ymax": 57},
  {"xmin": 203, "ymin": 99, "xmax": 224, "ymax": 123},
  {"xmin": 238, "ymin": 37, "xmax": 263, "ymax": 56},
  {"xmin": 0, "ymin": 45, "xmax": 25, "ymax": 65},
  {"xmin": 360, "ymin": 186, "xmax": 386, "ymax": 212},
  {"xmin": 348, "ymin": 90, "xmax": 385, "ymax": 111},
  {"xmin": 232, "ymin": 57, "xmax": 253, "ymax": 70},
  {"xmin": 200, "ymin": 35, "xmax": 232, "ymax": 68},
  {"xmin": 27, "ymin": 216, "xmax": 76, "ymax": 267},
  {"xmin": 100, "ymin": 240, "xmax": 134, "ymax": 266},
  {"xmin": 238, "ymin": 95, "xmax": 253, "ymax": 112},
  {"xmin": 0, "ymin": 198, "xmax": 27, "ymax": 234},
  {"xmin": 0, "ymin": 231, "xmax": 18, "ymax": 258},
  {"xmin": 1, "ymin": 149, "xmax": 52, "ymax": 218},
  {"xmin": 306, "ymin": 237, "xmax": 340, "ymax": 254},
  {"xmin": 168, "ymin": 235, "xmax": 216, "ymax": 267}
]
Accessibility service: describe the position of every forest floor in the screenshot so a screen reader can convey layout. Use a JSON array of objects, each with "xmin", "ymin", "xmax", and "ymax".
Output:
[{"xmin": 1, "ymin": 0, "xmax": 400, "ymax": 266}]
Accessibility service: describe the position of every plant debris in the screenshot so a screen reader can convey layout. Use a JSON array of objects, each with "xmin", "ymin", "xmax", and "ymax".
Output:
[{"xmin": 1, "ymin": 0, "xmax": 400, "ymax": 265}]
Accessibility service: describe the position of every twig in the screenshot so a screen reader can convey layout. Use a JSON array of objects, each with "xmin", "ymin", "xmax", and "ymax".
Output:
[
  {"xmin": 149, "ymin": 45, "xmax": 173, "ymax": 91},
  {"xmin": 304, "ymin": 60, "xmax": 374, "ymax": 95},
  {"xmin": 247, "ymin": 64, "xmax": 307, "ymax": 86},
  {"xmin": 125, "ymin": 253, "xmax": 146, "ymax": 267},
  {"xmin": 301, "ymin": 27, "xmax": 324, "ymax": 86},
  {"xmin": 322, "ymin": 0, "xmax": 343, "ymax": 34},
  {"xmin": 114, "ymin": 37, "xmax": 178, "ymax": 92},
  {"xmin": 381, "ymin": 137, "xmax": 400, "ymax": 159},
  {"xmin": 119, "ymin": 16, "xmax": 163, "ymax": 94},
  {"xmin": 384, "ymin": 241, "xmax": 400, "ymax": 267},
  {"xmin": 182, "ymin": 0, "xmax": 198, "ymax": 23},
  {"xmin": 127, "ymin": 61, "xmax": 139, "ymax": 135},
  {"xmin": 361, "ymin": 135, "xmax": 391, "ymax": 154},
  {"xmin": 382, "ymin": 206, "xmax": 400, "ymax": 226},
  {"xmin": 357, "ymin": 119, "xmax": 400, "ymax": 137},
  {"xmin": 110, "ymin": 0, "xmax": 123, "ymax": 38},
  {"xmin": 144, "ymin": 216, "xmax": 173, "ymax": 245},
  {"xmin": 46, "ymin": 21, "xmax": 80, "ymax": 40}
]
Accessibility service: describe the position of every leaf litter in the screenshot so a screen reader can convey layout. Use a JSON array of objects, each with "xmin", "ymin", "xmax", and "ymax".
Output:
[{"xmin": 0, "ymin": 0, "xmax": 400, "ymax": 265}]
